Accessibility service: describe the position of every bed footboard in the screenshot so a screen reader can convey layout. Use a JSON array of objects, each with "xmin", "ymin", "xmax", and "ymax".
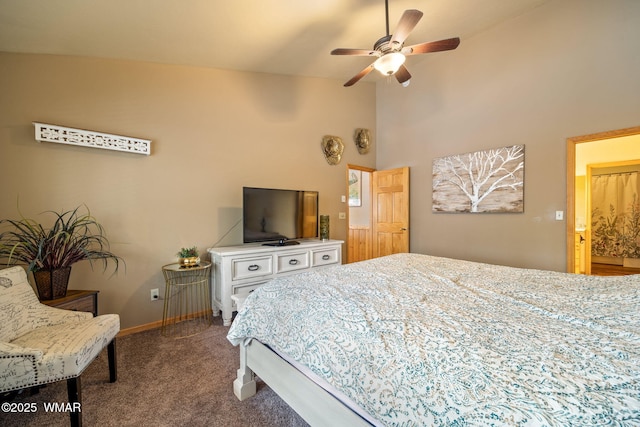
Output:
[{"xmin": 234, "ymin": 339, "xmax": 372, "ymax": 426}]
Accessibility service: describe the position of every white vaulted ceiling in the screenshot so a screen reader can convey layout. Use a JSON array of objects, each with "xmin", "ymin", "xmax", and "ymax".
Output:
[{"xmin": 0, "ymin": 0, "xmax": 550, "ymax": 83}]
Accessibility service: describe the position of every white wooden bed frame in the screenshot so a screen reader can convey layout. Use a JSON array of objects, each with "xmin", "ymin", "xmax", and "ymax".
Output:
[{"xmin": 234, "ymin": 339, "xmax": 372, "ymax": 426}]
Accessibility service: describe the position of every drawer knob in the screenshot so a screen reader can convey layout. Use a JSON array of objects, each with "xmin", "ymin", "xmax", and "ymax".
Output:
[
  {"xmin": 248, "ymin": 265, "xmax": 260, "ymax": 271},
  {"xmin": 289, "ymin": 259, "xmax": 299, "ymax": 265},
  {"xmin": 322, "ymin": 254, "xmax": 330, "ymax": 260}
]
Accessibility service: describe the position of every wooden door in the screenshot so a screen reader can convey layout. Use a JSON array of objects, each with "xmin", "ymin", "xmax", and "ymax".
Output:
[{"xmin": 372, "ymin": 167, "xmax": 410, "ymax": 257}]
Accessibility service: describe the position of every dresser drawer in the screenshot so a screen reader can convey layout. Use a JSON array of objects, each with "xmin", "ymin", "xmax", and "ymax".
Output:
[
  {"xmin": 55, "ymin": 297, "xmax": 92, "ymax": 313},
  {"xmin": 231, "ymin": 282, "xmax": 265, "ymax": 310},
  {"xmin": 232, "ymin": 281, "xmax": 265, "ymax": 296},
  {"xmin": 232, "ymin": 255, "xmax": 273, "ymax": 280},
  {"xmin": 312, "ymin": 247, "xmax": 341, "ymax": 267},
  {"xmin": 41, "ymin": 290, "xmax": 99, "ymax": 316},
  {"xmin": 276, "ymin": 251, "xmax": 310, "ymax": 274}
]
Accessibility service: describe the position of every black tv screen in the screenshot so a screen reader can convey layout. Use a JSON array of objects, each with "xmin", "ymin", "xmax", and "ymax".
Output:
[{"xmin": 243, "ymin": 187, "xmax": 319, "ymax": 244}]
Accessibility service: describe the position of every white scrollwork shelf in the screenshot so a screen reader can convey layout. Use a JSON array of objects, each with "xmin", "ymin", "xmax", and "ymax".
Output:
[{"xmin": 33, "ymin": 122, "xmax": 151, "ymax": 155}]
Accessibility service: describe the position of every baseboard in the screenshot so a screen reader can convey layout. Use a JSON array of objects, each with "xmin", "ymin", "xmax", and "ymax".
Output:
[
  {"xmin": 117, "ymin": 320, "xmax": 163, "ymax": 337},
  {"xmin": 623, "ymin": 257, "xmax": 640, "ymax": 268},
  {"xmin": 592, "ymin": 255, "xmax": 623, "ymax": 265},
  {"xmin": 117, "ymin": 309, "xmax": 216, "ymax": 337}
]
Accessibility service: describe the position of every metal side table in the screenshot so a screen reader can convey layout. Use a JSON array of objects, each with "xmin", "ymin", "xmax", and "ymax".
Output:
[{"xmin": 161, "ymin": 261, "xmax": 212, "ymax": 338}]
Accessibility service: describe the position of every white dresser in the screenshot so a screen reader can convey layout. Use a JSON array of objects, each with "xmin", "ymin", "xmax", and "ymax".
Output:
[{"xmin": 208, "ymin": 239, "xmax": 343, "ymax": 326}]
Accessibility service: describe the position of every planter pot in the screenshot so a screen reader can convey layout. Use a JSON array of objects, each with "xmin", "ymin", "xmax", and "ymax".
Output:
[
  {"xmin": 179, "ymin": 257, "xmax": 200, "ymax": 268},
  {"xmin": 33, "ymin": 267, "xmax": 72, "ymax": 300}
]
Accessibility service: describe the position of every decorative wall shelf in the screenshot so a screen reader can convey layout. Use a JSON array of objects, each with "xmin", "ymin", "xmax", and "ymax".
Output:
[{"xmin": 33, "ymin": 122, "xmax": 151, "ymax": 155}]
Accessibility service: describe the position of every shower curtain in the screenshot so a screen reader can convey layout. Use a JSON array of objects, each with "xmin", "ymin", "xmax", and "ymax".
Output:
[{"xmin": 591, "ymin": 171, "xmax": 640, "ymax": 263}]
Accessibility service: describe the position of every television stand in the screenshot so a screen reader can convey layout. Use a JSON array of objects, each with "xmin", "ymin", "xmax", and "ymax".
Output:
[
  {"xmin": 208, "ymin": 240, "xmax": 343, "ymax": 325},
  {"xmin": 262, "ymin": 239, "xmax": 300, "ymax": 247}
]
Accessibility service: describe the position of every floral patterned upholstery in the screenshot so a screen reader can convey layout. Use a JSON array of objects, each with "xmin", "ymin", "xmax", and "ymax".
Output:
[{"xmin": 0, "ymin": 265, "xmax": 119, "ymax": 394}]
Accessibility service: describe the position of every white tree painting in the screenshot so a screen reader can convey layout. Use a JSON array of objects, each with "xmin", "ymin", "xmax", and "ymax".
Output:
[{"xmin": 433, "ymin": 145, "xmax": 524, "ymax": 213}]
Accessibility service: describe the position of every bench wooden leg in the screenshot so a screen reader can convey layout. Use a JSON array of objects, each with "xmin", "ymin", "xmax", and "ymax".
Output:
[
  {"xmin": 67, "ymin": 376, "xmax": 82, "ymax": 427},
  {"xmin": 107, "ymin": 339, "xmax": 117, "ymax": 383}
]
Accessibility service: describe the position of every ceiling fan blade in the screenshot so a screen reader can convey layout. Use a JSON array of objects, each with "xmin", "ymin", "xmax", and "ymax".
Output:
[
  {"xmin": 389, "ymin": 9, "xmax": 423, "ymax": 49},
  {"xmin": 402, "ymin": 37, "xmax": 460, "ymax": 55},
  {"xmin": 395, "ymin": 65, "xmax": 411, "ymax": 84},
  {"xmin": 331, "ymin": 48, "xmax": 378, "ymax": 57},
  {"xmin": 344, "ymin": 64, "xmax": 375, "ymax": 87}
]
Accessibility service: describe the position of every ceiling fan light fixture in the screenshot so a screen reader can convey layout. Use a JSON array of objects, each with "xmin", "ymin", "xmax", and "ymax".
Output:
[
  {"xmin": 332, "ymin": 2, "xmax": 459, "ymax": 87},
  {"xmin": 373, "ymin": 52, "xmax": 405, "ymax": 76}
]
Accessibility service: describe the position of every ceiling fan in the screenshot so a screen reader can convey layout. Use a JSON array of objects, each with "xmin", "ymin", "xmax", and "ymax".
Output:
[{"xmin": 331, "ymin": 0, "xmax": 460, "ymax": 87}]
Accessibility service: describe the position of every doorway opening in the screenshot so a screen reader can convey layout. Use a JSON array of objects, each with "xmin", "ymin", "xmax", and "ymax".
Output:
[
  {"xmin": 566, "ymin": 126, "xmax": 640, "ymax": 276},
  {"xmin": 346, "ymin": 165, "xmax": 410, "ymax": 263},
  {"xmin": 347, "ymin": 165, "xmax": 374, "ymax": 263}
]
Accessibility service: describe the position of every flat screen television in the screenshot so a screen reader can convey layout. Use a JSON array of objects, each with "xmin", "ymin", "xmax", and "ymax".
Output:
[{"xmin": 243, "ymin": 187, "xmax": 319, "ymax": 245}]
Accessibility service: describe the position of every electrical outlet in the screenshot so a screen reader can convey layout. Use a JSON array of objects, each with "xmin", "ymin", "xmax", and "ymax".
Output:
[{"xmin": 150, "ymin": 288, "xmax": 159, "ymax": 301}]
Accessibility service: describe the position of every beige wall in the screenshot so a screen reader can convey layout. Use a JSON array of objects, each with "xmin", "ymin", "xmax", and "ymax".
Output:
[
  {"xmin": 0, "ymin": 53, "xmax": 376, "ymax": 328},
  {"xmin": 348, "ymin": 169, "xmax": 371, "ymax": 227},
  {"xmin": 376, "ymin": 0, "xmax": 640, "ymax": 271}
]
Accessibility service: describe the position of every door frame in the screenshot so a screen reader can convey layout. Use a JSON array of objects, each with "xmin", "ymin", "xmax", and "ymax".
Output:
[{"xmin": 566, "ymin": 125, "xmax": 640, "ymax": 273}]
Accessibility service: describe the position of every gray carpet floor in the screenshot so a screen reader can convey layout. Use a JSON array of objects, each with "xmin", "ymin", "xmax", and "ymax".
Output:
[{"xmin": 2, "ymin": 317, "xmax": 308, "ymax": 426}]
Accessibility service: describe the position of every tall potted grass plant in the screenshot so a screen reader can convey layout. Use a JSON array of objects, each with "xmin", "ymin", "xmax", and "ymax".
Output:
[{"xmin": 0, "ymin": 205, "xmax": 122, "ymax": 299}]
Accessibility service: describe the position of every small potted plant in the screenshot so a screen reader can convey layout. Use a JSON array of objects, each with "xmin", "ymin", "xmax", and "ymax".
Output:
[
  {"xmin": 177, "ymin": 246, "xmax": 200, "ymax": 268},
  {"xmin": 0, "ymin": 205, "xmax": 123, "ymax": 300}
]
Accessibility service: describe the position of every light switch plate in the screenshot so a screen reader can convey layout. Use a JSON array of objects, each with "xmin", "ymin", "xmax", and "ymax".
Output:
[{"xmin": 555, "ymin": 211, "xmax": 564, "ymax": 220}]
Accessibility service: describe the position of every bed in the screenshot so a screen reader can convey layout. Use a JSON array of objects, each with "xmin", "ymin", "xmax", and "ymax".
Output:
[{"xmin": 227, "ymin": 253, "xmax": 640, "ymax": 426}]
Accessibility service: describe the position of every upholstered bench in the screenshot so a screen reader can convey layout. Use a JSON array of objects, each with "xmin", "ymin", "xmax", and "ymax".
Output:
[{"xmin": 0, "ymin": 266, "xmax": 119, "ymax": 427}]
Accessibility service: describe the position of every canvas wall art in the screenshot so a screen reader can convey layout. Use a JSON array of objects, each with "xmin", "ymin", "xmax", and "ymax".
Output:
[{"xmin": 432, "ymin": 145, "xmax": 524, "ymax": 213}]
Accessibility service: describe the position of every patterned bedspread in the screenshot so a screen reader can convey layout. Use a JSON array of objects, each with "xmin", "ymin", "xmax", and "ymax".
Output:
[{"xmin": 227, "ymin": 253, "xmax": 640, "ymax": 426}]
